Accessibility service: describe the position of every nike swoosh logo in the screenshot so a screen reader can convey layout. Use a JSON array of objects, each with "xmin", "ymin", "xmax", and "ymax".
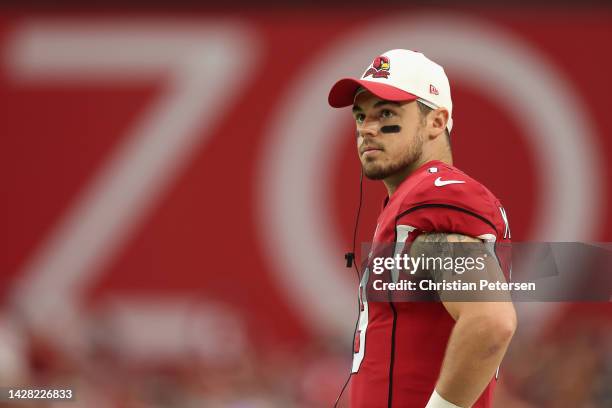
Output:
[{"xmin": 434, "ymin": 177, "xmax": 466, "ymax": 187}]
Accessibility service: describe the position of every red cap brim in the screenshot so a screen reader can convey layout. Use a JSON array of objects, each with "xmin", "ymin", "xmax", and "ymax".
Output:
[{"xmin": 328, "ymin": 78, "xmax": 418, "ymax": 108}]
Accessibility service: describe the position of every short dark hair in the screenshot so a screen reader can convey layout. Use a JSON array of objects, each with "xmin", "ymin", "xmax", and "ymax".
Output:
[{"xmin": 417, "ymin": 100, "xmax": 451, "ymax": 148}]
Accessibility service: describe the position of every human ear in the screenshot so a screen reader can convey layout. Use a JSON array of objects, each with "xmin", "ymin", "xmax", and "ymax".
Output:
[{"xmin": 429, "ymin": 108, "xmax": 449, "ymax": 139}]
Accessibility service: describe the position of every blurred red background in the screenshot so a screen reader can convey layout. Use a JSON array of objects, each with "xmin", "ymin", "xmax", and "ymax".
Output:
[{"xmin": 0, "ymin": 5, "xmax": 610, "ymax": 407}]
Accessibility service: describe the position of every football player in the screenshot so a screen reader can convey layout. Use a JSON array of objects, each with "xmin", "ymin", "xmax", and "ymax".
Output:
[{"xmin": 328, "ymin": 49, "xmax": 516, "ymax": 408}]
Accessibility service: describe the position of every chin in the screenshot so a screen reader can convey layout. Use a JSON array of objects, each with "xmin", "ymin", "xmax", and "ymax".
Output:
[
  {"xmin": 363, "ymin": 165, "xmax": 392, "ymax": 180},
  {"xmin": 363, "ymin": 159, "xmax": 413, "ymax": 181}
]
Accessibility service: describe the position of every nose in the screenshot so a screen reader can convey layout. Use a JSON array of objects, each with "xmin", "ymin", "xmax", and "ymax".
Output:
[{"xmin": 356, "ymin": 119, "xmax": 380, "ymax": 138}]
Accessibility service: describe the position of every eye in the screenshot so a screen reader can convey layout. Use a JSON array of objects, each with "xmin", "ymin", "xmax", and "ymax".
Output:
[
  {"xmin": 355, "ymin": 113, "xmax": 366, "ymax": 124},
  {"xmin": 380, "ymin": 109, "xmax": 394, "ymax": 119}
]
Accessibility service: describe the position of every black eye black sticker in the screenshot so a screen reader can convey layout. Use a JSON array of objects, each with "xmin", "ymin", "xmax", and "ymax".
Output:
[{"xmin": 380, "ymin": 125, "xmax": 401, "ymax": 133}]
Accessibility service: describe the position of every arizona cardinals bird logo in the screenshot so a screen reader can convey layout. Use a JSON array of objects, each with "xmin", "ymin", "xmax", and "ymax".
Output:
[{"xmin": 363, "ymin": 55, "xmax": 391, "ymax": 78}]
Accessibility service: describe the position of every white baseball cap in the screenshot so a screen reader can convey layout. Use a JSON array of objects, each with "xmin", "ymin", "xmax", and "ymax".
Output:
[{"xmin": 328, "ymin": 49, "xmax": 453, "ymax": 132}]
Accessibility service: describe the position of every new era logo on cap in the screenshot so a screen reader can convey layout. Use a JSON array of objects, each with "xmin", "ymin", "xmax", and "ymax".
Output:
[{"xmin": 328, "ymin": 49, "xmax": 454, "ymax": 133}]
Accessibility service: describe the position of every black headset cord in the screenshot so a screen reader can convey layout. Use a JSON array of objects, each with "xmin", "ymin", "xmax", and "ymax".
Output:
[{"xmin": 334, "ymin": 169, "xmax": 364, "ymax": 407}]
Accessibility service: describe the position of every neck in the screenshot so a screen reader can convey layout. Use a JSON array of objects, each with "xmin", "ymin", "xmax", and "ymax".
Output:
[{"xmin": 383, "ymin": 150, "xmax": 453, "ymax": 196}]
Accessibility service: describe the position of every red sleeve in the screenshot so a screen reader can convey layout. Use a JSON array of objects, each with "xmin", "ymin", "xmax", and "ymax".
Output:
[{"xmin": 397, "ymin": 171, "xmax": 502, "ymax": 240}]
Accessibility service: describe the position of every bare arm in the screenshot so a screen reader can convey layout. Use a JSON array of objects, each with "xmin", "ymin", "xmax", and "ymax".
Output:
[{"xmin": 410, "ymin": 232, "xmax": 517, "ymax": 408}]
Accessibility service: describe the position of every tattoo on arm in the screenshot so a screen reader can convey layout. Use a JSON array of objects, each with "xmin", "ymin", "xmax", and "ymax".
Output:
[
  {"xmin": 410, "ymin": 232, "xmax": 487, "ymax": 283},
  {"xmin": 409, "ymin": 232, "xmax": 511, "ymax": 304}
]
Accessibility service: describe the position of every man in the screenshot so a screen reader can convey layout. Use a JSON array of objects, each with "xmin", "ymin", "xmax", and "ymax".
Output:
[{"xmin": 328, "ymin": 49, "xmax": 517, "ymax": 407}]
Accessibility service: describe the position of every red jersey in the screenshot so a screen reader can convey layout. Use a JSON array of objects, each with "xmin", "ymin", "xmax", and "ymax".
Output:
[{"xmin": 350, "ymin": 160, "xmax": 511, "ymax": 408}]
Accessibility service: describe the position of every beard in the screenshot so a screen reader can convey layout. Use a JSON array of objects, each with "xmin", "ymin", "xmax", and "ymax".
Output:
[{"xmin": 361, "ymin": 131, "xmax": 424, "ymax": 180}]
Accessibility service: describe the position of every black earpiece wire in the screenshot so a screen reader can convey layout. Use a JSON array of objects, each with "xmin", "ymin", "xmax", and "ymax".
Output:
[{"xmin": 334, "ymin": 169, "xmax": 364, "ymax": 407}]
